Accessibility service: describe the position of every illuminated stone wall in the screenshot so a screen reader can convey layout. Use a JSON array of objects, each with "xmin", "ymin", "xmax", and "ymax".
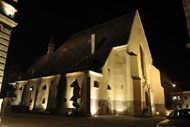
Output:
[
  {"xmin": 66, "ymin": 72, "xmax": 89, "ymax": 115},
  {"xmin": 11, "ymin": 75, "xmax": 60, "ymax": 111},
  {"xmin": 65, "ymin": 11, "xmax": 165, "ymax": 116}
]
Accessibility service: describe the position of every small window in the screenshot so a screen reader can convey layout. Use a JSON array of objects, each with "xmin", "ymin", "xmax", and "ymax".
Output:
[
  {"xmin": 30, "ymin": 86, "xmax": 34, "ymax": 91},
  {"xmin": 186, "ymin": 104, "xmax": 189, "ymax": 108},
  {"xmin": 30, "ymin": 98, "xmax": 32, "ymax": 103},
  {"xmin": 42, "ymin": 84, "xmax": 47, "ymax": 90},
  {"xmin": 19, "ymin": 86, "xmax": 22, "ymax": 90},
  {"xmin": 42, "ymin": 98, "xmax": 45, "ymax": 104},
  {"xmin": 185, "ymin": 96, "xmax": 187, "ymax": 100},
  {"xmin": 94, "ymin": 81, "xmax": 99, "ymax": 88},
  {"xmin": 107, "ymin": 84, "xmax": 111, "ymax": 90},
  {"xmin": 178, "ymin": 96, "xmax": 181, "ymax": 100}
]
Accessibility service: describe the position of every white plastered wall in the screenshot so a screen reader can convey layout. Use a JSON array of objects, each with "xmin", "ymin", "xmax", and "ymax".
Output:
[
  {"xmin": 150, "ymin": 65, "xmax": 165, "ymax": 105},
  {"xmin": 11, "ymin": 81, "xmax": 27, "ymax": 106},
  {"xmin": 65, "ymin": 72, "xmax": 86, "ymax": 108}
]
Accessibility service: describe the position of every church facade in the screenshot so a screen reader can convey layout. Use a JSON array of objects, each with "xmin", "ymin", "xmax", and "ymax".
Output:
[{"xmin": 10, "ymin": 10, "xmax": 165, "ymax": 116}]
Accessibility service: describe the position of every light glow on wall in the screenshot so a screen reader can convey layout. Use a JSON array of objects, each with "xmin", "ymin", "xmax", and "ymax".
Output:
[
  {"xmin": 91, "ymin": 104, "xmax": 98, "ymax": 115},
  {"xmin": 29, "ymin": 102, "xmax": 34, "ymax": 111},
  {"xmin": 89, "ymin": 71, "xmax": 103, "ymax": 77},
  {"xmin": 41, "ymin": 102, "xmax": 47, "ymax": 110}
]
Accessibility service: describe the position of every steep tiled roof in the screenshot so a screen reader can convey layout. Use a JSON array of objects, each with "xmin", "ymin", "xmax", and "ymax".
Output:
[{"xmin": 21, "ymin": 11, "xmax": 136, "ymax": 80}]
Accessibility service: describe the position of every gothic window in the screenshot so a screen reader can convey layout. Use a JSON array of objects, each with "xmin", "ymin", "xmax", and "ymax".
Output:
[
  {"xmin": 42, "ymin": 84, "xmax": 47, "ymax": 90},
  {"xmin": 19, "ymin": 86, "xmax": 22, "ymax": 90},
  {"xmin": 140, "ymin": 46, "xmax": 145, "ymax": 77},
  {"xmin": 107, "ymin": 84, "xmax": 111, "ymax": 90},
  {"xmin": 94, "ymin": 81, "xmax": 99, "ymax": 88},
  {"xmin": 42, "ymin": 98, "xmax": 45, "ymax": 104},
  {"xmin": 30, "ymin": 98, "xmax": 32, "ymax": 103},
  {"xmin": 30, "ymin": 86, "xmax": 34, "ymax": 91}
]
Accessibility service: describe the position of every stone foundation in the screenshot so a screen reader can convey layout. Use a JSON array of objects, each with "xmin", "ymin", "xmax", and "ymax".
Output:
[
  {"xmin": 151, "ymin": 103, "xmax": 165, "ymax": 116},
  {"xmin": 90, "ymin": 99, "xmax": 137, "ymax": 116}
]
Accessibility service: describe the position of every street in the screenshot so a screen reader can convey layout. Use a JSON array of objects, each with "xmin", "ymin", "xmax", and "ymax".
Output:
[{"xmin": 0, "ymin": 113, "xmax": 165, "ymax": 127}]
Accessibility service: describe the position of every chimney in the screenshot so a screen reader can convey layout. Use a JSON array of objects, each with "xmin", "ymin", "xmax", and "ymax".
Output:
[{"xmin": 91, "ymin": 33, "xmax": 95, "ymax": 54}]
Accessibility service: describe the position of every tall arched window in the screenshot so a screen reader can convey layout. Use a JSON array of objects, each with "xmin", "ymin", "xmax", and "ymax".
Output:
[
  {"xmin": 140, "ymin": 45, "xmax": 145, "ymax": 77},
  {"xmin": 42, "ymin": 98, "xmax": 45, "ymax": 104}
]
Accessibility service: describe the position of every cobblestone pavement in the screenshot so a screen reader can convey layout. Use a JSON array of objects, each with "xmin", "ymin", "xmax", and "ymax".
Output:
[{"xmin": 0, "ymin": 113, "xmax": 165, "ymax": 127}]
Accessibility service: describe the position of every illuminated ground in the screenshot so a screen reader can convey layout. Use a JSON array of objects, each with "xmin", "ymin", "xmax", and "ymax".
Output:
[{"xmin": 1, "ymin": 113, "xmax": 165, "ymax": 127}]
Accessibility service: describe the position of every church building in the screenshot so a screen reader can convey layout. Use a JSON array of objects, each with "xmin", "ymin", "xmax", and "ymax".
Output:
[{"xmin": 10, "ymin": 10, "xmax": 165, "ymax": 116}]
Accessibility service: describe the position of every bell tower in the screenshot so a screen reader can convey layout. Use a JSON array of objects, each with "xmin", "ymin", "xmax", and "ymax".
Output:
[{"xmin": 0, "ymin": 0, "xmax": 18, "ymax": 117}]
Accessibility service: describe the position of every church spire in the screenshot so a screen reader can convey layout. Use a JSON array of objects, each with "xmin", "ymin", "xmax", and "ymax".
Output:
[
  {"xmin": 46, "ymin": 32, "xmax": 55, "ymax": 60},
  {"xmin": 47, "ymin": 33, "xmax": 55, "ymax": 55}
]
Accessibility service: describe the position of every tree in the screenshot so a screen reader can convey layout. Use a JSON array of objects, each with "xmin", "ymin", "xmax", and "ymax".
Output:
[{"xmin": 70, "ymin": 79, "xmax": 80, "ymax": 114}]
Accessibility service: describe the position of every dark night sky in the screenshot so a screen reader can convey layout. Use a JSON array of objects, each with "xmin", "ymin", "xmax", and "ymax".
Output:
[{"xmin": 5, "ymin": 1, "xmax": 190, "ymax": 85}]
